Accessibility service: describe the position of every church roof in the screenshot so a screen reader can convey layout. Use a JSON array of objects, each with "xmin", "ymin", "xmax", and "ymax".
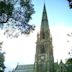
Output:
[{"xmin": 13, "ymin": 64, "xmax": 34, "ymax": 72}]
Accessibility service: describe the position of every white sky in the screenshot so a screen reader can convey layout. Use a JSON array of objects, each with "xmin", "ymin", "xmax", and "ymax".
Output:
[{"xmin": 0, "ymin": 23, "xmax": 72, "ymax": 71}]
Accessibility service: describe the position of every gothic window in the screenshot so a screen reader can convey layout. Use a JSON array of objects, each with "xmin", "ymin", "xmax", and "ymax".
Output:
[{"xmin": 40, "ymin": 45, "xmax": 45, "ymax": 53}]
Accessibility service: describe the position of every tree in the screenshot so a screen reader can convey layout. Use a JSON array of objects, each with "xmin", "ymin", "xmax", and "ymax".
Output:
[
  {"xmin": 0, "ymin": 0, "xmax": 35, "ymax": 38},
  {"xmin": 67, "ymin": 33, "xmax": 72, "ymax": 58},
  {"xmin": 67, "ymin": 0, "xmax": 72, "ymax": 8},
  {"xmin": 66, "ymin": 33, "xmax": 72, "ymax": 72},
  {"xmin": 0, "ymin": 42, "xmax": 5, "ymax": 72},
  {"xmin": 66, "ymin": 58, "xmax": 72, "ymax": 64},
  {"xmin": 0, "ymin": 52, "xmax": 5, "ymax": 72}
]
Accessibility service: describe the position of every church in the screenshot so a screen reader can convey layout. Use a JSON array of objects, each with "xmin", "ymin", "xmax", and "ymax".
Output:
[{"xmin": 12, "ymin": 4, "xmax": 72, "ymax": 72}]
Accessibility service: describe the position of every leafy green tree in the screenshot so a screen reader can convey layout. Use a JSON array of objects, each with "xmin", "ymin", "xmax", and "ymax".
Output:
[
  {"xmin": 66, "ymin": 58, "xmax": 72, "ymax": 64},
  {"xmin": 67, "ymin": 0, "xmax": 72, "ymax": 8},
  {"xmin": 0, "ymin": 42, "xmax": 5, "ymax": 72},
  {"xmin": 0, "ymin": 52, "xmax": 5, "ymax": 72},
  {"xmin": 0, "ymin": 0, "xmax": 35, "ymax": 38},
  {"xmin": 66, "ymin": 58, "xmax": 72, "ymax": 72}
]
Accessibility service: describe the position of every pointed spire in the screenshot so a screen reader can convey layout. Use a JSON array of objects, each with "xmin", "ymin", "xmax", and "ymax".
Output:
[
  {"xmin": 40, "ymin": 4, "xmax": 50, "ymax": 40},
  {"xmin": 42, "ymin": 4, "xmax": 48, "ymax": 21}
]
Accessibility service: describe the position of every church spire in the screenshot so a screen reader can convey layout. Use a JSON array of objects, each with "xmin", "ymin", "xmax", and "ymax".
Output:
[
  {"xmin": 40, "ymin": 4, "xmax": 50, "ymax": 40},
  {"xmin": 34, "ymin": 4, "xmax": 54, "ymax": 72}
]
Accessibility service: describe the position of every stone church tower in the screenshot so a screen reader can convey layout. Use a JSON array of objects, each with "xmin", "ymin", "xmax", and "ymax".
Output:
[{"xmin": 34, "ymin": 4, "xmax": 54, "ymax": 72}]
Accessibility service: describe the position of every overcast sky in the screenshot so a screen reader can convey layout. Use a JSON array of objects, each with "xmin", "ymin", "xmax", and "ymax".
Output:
[{"xmin": 0, "ymin": 0, "xmax": 72, "ymax": 71}]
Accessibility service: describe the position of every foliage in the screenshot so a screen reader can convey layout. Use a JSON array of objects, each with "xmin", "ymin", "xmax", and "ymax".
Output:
[
  {"xmin": 67, "ymin": 0, "xmax": 72, "ymax": 8},
  {"xmin": 66, "ymin": 58, "xmax": 72, "ymax": 72},
  {"xmin": 0, "ymin": 1, "xmax": 13, "ymax": 16},
  {"xmin": 0, "ymin": 52, "xmax": 5, "ymax": 72},
  {"xmin": 66, "ymin": 58, "xmax": 72, "ymax": 64},
  {"xmin": 0, "ymin": 0, "xmax": 35, "ymax": 38}
]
